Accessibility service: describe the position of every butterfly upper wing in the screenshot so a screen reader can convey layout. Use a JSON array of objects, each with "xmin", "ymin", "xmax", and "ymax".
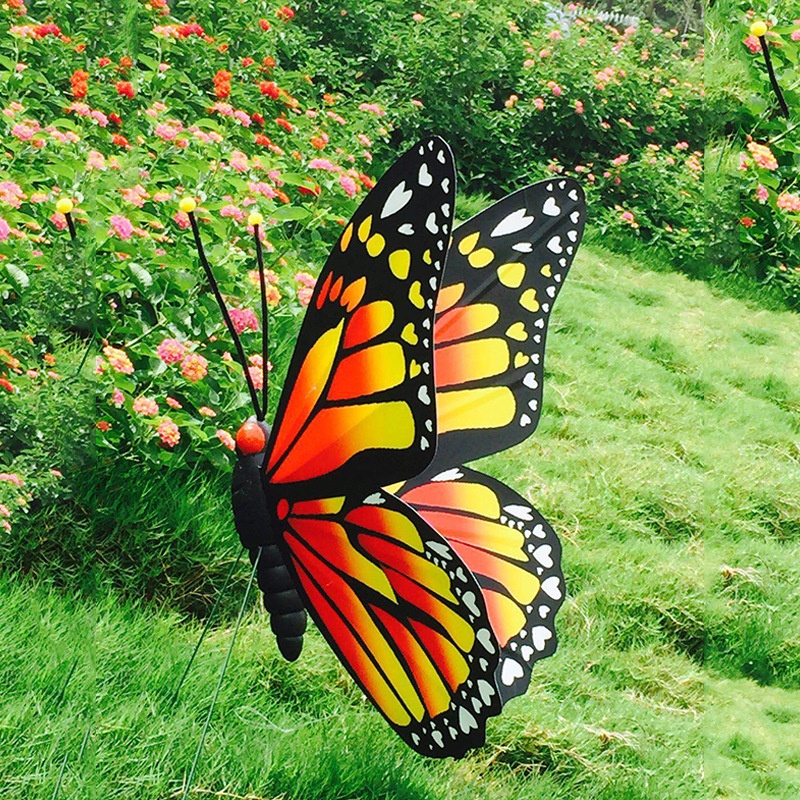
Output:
[
  {"xmin": 432, "ymin": 179, "xmax": 586, "ymax": 469},
  {"xmin": 263, "ymin": 137, "xmax": 455, "ymax": 498},
  {"xmin": 276, "ymin": 489, "xmax": 503, "ymax": 757},
  {"xmin": 396, "ymin": 465, "xmax": 564, "ymax": 704}
]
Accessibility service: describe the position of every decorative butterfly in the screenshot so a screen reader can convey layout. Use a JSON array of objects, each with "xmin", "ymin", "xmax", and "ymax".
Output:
[
  {"xmin": 222, "ymin": 137, "xmax": 504, "ymax": 758},
  {"xmin": 199, "ymin": 137, "xmax": 585, "ymax": 757}
]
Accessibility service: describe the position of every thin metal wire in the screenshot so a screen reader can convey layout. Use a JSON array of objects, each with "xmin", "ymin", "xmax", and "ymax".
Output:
[
  {"xmin": 760, "ymin": 35, "xmax": 790, "ymax": 118},
  {"xmin": 179, "ymin": 548, "xmax": 262, "ymax": 800},
  {"xmin": 253, "ymin": 225, "xmax": 269, "ymax": 420},
  {"xmin": 51, "ymin": 722, "xmax": 91, "ymax": 800},
  {"xmin": 170, "ymin": 547, "xmax": 245, "ymax": 708},
  {"xmin": 188, "ymin": 211, "xmax": 262, "ymax": 418},
  {"xmin": 50, "ymin": 752, "xmax": 69, "ymax": 800}
]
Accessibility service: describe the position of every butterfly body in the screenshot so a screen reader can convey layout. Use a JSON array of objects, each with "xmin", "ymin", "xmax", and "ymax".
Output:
[{"xmin": 232, "ymin": 421, "xmax": 308, "ymax": 661}]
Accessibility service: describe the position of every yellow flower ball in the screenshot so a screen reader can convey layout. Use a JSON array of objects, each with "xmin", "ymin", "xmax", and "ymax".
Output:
[
  {"xmin": 55, "ymin": 198, "xmax": 73, "ymax": 215},
  {"xmin": 248, "ymin": 211, "xmax": 264, "ymax": 227},
  {"xmin": 179, "ymin": 197, "xmax": 197, "ymax": 214},
  {"xmin": 750, "ymin": 20, "xmax": 768, "ymax": 38}
]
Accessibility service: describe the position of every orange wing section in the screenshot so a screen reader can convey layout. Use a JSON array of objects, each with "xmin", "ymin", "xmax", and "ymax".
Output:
[
  {"xmin": 264, "ymin": 137, "xmax": 457, "ymax": 497},
  {"xmin": 279, "ymin": 489, "xmax": 503, "ymax": 757},
  {"xmin": 398, "ymin": 465, "xmax": 565, "ymax": 705}
]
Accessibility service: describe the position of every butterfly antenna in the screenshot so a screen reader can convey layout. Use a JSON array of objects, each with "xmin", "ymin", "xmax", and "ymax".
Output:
[
  {"xmin": 250, "ymin": 214, "xmax": 269, "ymax": 419},
  {"xmin": 170, "ymin": 547, "xmax": 245, "ymax": 708},
  {"xmin": 186, "ymin": 208, "xmax": 262, "ymax": 419},
  {"xmin": 179, "ymin": 547, "xmax": 261, "ymax": 800}
]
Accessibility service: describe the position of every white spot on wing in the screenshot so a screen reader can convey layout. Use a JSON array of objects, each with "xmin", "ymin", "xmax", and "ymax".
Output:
[
  {"xmin": 491, "ymin": 207, "xmax": 534, "ymax": 237},
  {"xmin": 418, "ymin": 163, "xmax": 433, "ymax": 187},
  {"xmin": 432, "ymin": 468, "xmax": 463, "ymax": 481},
  {"xmin": 380, "ymin": 181, "xmax": 412, "ymax": 218},
  {"xmin": 542, "ymin": 197, "xmax": 561, "ymax": 216},
  {"xmin": 501, "ymin": 658, "xmax": 524, "ymax": 685},
  {"xmin": 458, "ymin": 707, "xmax": 478, "ymax": 733}
]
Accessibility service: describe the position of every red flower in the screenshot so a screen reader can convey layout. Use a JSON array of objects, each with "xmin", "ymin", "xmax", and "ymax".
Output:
[
  {"xmin": 119, "ymin": 56, "xmax": 133, "ymax": 69},
  {"xmin": 98, "ymin": 57, "xmax": 112, "ymax": 68},
  {"xmin": 242, "ymin": 57, "xmax": 255, "ymax": 67},
  {"xmin": 35, "ymin": 23, "xmax": 62, "ymax": 39},
  {"xmin": 252, "ymin": 112, "xmax": 265, "ymax": 125},
  {"xmin": 177, "ymin": 23, "xmax": 205, "ymax": 38},
  {"xmin": 298, "ymin": 184, "xmax": 321, "ymax": 197},
  {"xmin": 112, "ymin": 133, "xmax": 130, "ymax": 149},
  {"xmin": 275, "ymin": 117, "xmax": 293, "ymax": 132},
  {"xmin": 116, "ymin": 81, "xmax": 135, "ymax": 99},
  {"xmin": 259, "ymin": 18, "xmax": 271, "ymax": 31},
  {"xmin": 740, "ymin": 217, "xmax": 755, "ymax": 228},
  {"xmin": 0, "ymin": 377, "xmax": 15, "ymax": 393},
  {"xmin": 263, "ymin": 56, "xmax": 276, "ymax": 69},
  {"xmin": 259, "ymin": 81, "xmax": 280, "ymax": 99},
  {"xmin": 277, "ymin": 6, "xmax": 295, "ymax": 20},
  {"xmin": 109, "ymin": 112, "xmax": 122, "ymax": 126},
  {"xmin": 254, "ymin": 133, "xmax": 272, "ymax": 146}
]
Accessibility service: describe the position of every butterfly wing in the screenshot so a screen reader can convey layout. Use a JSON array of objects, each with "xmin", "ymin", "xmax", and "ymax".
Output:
[
  {"xmin": 432, "ymin": 179, "xmax": 586, "ymax": 469},
  {"xmin": 276, "ymin": 489, "xmax": 503, "ymax": 757},
  {"xmin": 397, "ymin": 466, "xmax": 564, "ymax": 704},
  {"xmin": 263, "ymin": 137, "xmax": 455, "ymax": 498}
]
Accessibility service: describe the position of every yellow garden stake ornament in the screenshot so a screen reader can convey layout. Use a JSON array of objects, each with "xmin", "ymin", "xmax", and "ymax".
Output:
[
  {"xmin": 751, "ymin": 20, "xmax": 790, "ymax": 118},
  {"xmin": 56, "ymin": 197, "xmax": 77, "ymax": 241}
]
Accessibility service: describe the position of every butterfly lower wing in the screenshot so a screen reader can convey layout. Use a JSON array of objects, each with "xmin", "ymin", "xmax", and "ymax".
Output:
[
  {"xmin": 432, "ymin": 179, "xmax": 586, "ymax": 469},
  {"xmin": 277, "ymin": 489, "xmax": 503, "ymax": 757},
  {"xmin": 264, "ymin": 137, "xmax": 455, "ymax": 497},
  {"xmin": 397, "ymin": 466, "xmax": 565, "ymax": 704}
]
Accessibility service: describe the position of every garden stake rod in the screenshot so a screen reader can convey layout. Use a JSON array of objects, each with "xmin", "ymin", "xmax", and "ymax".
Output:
[
  {"xmin": 170, "ymin": 546, "xmax": 245, "ymax": 708},
  {"xmin": 187, "ymin": 209, "xmax": 263, "ymax": 419},
  {"xmin": 179, "ymin": 547, "xmax": 262, "ymax": 800},
  {"xmin": 50, "ymin": 752, "xmax": 69, "ymax": 800},
  {"xmin": 252, "ymin": 218, "xmax": 269, "ymax": 419},
  {"xmin": 758, "ymin": 33, "xmax": 790, "ymax": 119},
  {"xmin": 51, "ymin": 723, "xmax": 91, "ymax": 800}
]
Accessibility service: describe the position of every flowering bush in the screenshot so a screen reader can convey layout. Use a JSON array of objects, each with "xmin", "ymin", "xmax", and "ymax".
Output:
[
  {"xmin": 301, "ymin": 1, "xmax": 704, "ymax": 261},
  {"xmin": 1, "ymin": 1, "xmax": 387, "ymax": 476},
  {"xmin": 726, "ymin": 7, "xmax": 800, "ymax": 303}
]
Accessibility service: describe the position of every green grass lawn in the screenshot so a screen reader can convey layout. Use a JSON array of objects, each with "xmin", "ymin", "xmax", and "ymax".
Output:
[{"xmin": 3, "ymin": 243, "xmax": 800, "ymax": 799}]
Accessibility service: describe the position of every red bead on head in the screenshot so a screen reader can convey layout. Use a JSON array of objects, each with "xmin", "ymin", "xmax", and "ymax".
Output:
[{"xmin": 236, "ymin": 421, "xmax": 266, "ymax": 455}]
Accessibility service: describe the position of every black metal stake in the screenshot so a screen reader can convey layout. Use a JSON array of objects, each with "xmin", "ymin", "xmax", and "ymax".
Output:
[
  {"xmin": 759, "ymin": 35, "xmax": 790, "ymax": 118},
  {"xmin": 65, "ymin": 213, "xmax": 77, "ymax": 242}
]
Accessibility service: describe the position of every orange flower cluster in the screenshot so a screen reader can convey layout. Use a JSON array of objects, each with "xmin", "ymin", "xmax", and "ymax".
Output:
[
  {"xmin": 214, "ymin": 70, "xmax": 232, "ymax": 99},
  {"xmin": 71, "ymin": 69, "xmax": 89, "ymax": 99}
]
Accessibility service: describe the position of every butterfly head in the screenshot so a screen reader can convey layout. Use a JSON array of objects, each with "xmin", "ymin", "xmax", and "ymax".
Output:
[{"xmin": 236, "ymin": 417, "xmax": 271, "ymax": 457}]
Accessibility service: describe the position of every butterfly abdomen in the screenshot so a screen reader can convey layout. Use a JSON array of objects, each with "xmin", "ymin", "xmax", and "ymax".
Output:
[
  {"xmin": 254, "ymin": 543, "xmax": 306, "ymax": 661},
  {"xmin": 232, "ymin": 454, "xmax": 307, "ymax": 661}
]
